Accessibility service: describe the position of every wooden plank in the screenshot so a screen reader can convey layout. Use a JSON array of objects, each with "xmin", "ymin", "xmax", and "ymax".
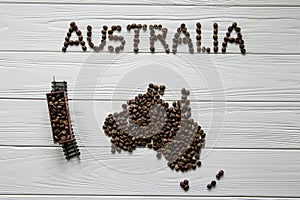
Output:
[
  {"xmin": 0, "ymin": 99, "xmax": 299, "ymax": 148},
  {"xmin": 0, "ymin": 196, "xmax": 297, "ymax": 200},
  {"xmin": 0, "ymin": 147, "xmax": 299, "ymax": 197},
  {"xmin": 1, "ymin": 0, "xmax": 300, "ymax": 6},
  {"xmin": 1, "ymin": 53, "xmax": 300, "ymax": 101},
  {"xmin": 0, "ymin": 5, "xmax": 299, "ymax": 53}
]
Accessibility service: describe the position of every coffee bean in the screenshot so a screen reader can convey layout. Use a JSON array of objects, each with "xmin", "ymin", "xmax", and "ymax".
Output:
[
  {"xmin": 82, "ymin": 46, "xmax": 87, "ymax": 51},
  {"xmin": 228, "ymin": 26, "xmax": 233, "ymax": 32},
  {"xmin": 241, "ymin": 49, "xmax": 246, "ymax": 54},
  {"xmin": 213, "ymin": 23, "xmax": 218, "ymax": 29},
  {"xmin": 213, "ymin": 34, "xmax": 218, "ymax": 40},
  {"xmin": 214, "ymin": 29, "xmax": 218, "ymax": 34},
  {"xmin": 207, "ymin": 184, "xmax": 212, "ymax": 189},
  {"xmin": 214, "ymin": 46, "xmax": 218, "ymax": 53},
  {"xmin": 150, "ymin": 46, "xmax": 155, "ymax": 53},
  {"xmin": 87, "ymin": 25, "xmax": 92, "ymax": 31},
  {"xmin": 127, "ymin": 24, "xmax": 131, "ymax": 30},
  {"xmin": 211, "ymin": 180, "xmax": 216, "ymax": 187},
  {"xmin": 216, "ymin": 174, "xmax": 221, "ymax": 180},
  {"xmin": 67, "ymin": 32, "xmax": 71, "ymax": 37},
  {"xmin": 196, "ymin": 22, "xmax": 201, "ymax": 28},
  {"xmin": 196, "ymin": 160, "xmax": 201, "ymax": 167},
  {"xmin": 116, "ymin": 25, "xmax": 122, "ymax": 31},
  {"xmin": 213, "ymin": 40, "xmax": 218, "ymax": 46},
  {"xmin": 235, "ymin": 27, "xmax": 241, "ymax": 32},
  {"xmin": 232, "ymin": 22, "xmax": 237, "ymax": 28},
  {"xmin": 180, "ymin": 181, "xmax": 185, "ymax": 188},
  {"xmin": 134, "ymin": 47, "xmax": 139, "ymax": 53},
  {"xmin": 181, "ymin": 23, "xmax": 185, "ymax": 29},
  {"xmin": 76, "ymin": 30, "xmax": 81, "ymax": 36},
  {"xmin": 183, "ymin": 179, "xmax": 189, "ymax": 185},
  {"xmin": 221, "ymin": 47, "xmax": 226, "ymax": 53},
  {"xmin": 206, "ymin": 47, "xmax": 210, "ymax": 53},
  {"xmin": 219, "ymin": 170, "xmax": 224, "ymax": 176},
  {"xmin": 70, "ymin": 21, "xmax": 76, "ymax": 27},
  {"xmin": 62, "ymin": 46, "xmax": 66, "ymax": 52},
  {"xmin": 183, "ymin": 185, "xmax": 189, "ymax": 191}
]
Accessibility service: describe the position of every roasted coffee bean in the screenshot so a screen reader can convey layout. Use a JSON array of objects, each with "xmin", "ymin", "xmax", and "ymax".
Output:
[
  {"xmin": 74, "ymin": 40, "xmax": 79, "ymax": 46},
  {"xmin": 216, "ymin": 173, "xmax": 221, "ymax": 179},
  {"xmin": 87, "ymin": 31, "xmax": 92, "ymax": 37},
  {"xmin": 108, "ymin": 30, "xmax": 113, "ymax": 35},
  {"xmin": 127, "ymin": 24, "xmax": 131, "ymax": 30},
  {"xmin": 239, "ymin": 44, "xmax": 245, "ymax": 49},
  {"xmin": 131, "ymin": 23, "xmax": 137, "ymax": 29},
  {"xmin": 232, "ymin": 22, "xmax": 237, "ymax": 28},
  {"xmin": 206, "ymin": 47, "xmax": 210, "ymax": 53},
  {"xmin": 228, "ymin": 26, "xmax": 233, "ymax": 32},
  {"xmin": 196, "ymin": 160, "xmax": 201, "ymax": 167},
  {"xmin": 228, "ymin": 37, "xmax": 235, "ymax": 43},
  {"xmin": 181, "ymin": 23, "xmax": 185, "ymax": 28},
  {"xmin": 69, "ymin": 40, "xmax": 74, "ymax": 45},
  {"xmin": 213, "ymin": 34, "xmax": 218, "ymax": 40},
  {"xmin": 213, "ymin": 23, "xmax": 218, "ymax": 29},
  {"xmin": 196, "ymin": 28, "xmax": 201, "ymax": 34},
  {"xmin": 222, "ymin": 47, "xmax": 226, "ymax": 53},
  {"xmin": 196, "ymin": 22, "xmax": 201, "ymax": 28},
  {"xmin": 116, "ymin": 25, "xmax": 122, "ymax": 31},
  {"xmin": 214, "ymin": 29, "xmax": 218, "ymax": 34},
  {"xmin": 226, "ymin": 31, "xmax": 231, "ymax": 37},
  {"xmin": 65, "ymin": 36, "xmax": 69, "ymax": 41},
  {"xmin": 213, "ymin": 40, "xmax": 218, "ymax": 46},
  {"xmin": 64, "ymin": 41, "xmax": 68, "ymax": 47},
  {"xmin": 82, "ymin": 46, "xmax": 87, "ymax": 51},
  {"xmin": 62, "ymin": 46, "xmax": 67, "ymax": 52},
  {"xmin": 183, "ymin": 185, "xmax": 189, "ymax": 191},
  {"xmin": 180, "ymin": 181, "xmax": 185, "ymax": 188},
  {"xmin": 211, "ymin": 180, "xmax": 216, "ymax": 187},
  {"xmin": 196, "ymin": 35, "xmax": 201, "ymax": 40},
  {"xmin": 183, "ymin": 179, "xmax": 189, "ymax": 185},
  {"xmin": 150, "ymin": 46, "xmax": 155, "ymax": 53},
  {"xmin": 76, "ymin": 30, "xmax": 81, "ymax": 36},
  {"xmin": 87, "ymin": 25, "xmax": 92, "ymax": 31},
  {"xmin": 207, "ymin": 184, "xmax": 212, "ymax": 190},
  {"xmin": 70, "ymin": 21, "xmax": 76, "ymax": 27},
  {"xmin": 235, "ymin": 27, "xmax": 241, "ymax": 32},
  {"xmin": 214, "ymin": 46, "xmax": 218, "ymax": 53},
  {"xmin": 134, "ymin": 47, "xmax": 139, "ymax": 53},
  {"xmin": 224, "ymin": 37, "xmax": 229, "ymax": 42},
  {"xmin": 67, "ymin": 32, "xmax": 71, "ymax": 37},
  {"xmin": 219, "ymin": 170, "xmax": 224, "ymax": 176}
]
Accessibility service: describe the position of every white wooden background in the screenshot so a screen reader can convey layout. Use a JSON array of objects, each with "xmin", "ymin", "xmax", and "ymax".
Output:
[{"xmin": 1, "ymin": 0, "xmax": 300, "ymax": 199}]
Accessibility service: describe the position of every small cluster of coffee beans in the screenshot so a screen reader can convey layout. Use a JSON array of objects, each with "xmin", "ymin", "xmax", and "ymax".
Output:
[
  {"xmin": 223, "ymin": 22, "xmax": 246, "ymax": 54},
  {"xmin": 207, "ymin": 170, "xmax": 224, "ymax": 190},
  {"xmin": 149, "ymin": 24, "xmax": 169, "ymax": 53},
  {"xmin": 107, "ymin": 25, "xmax": 124, "ymax": 53},
  {"xmin": 196, "ymin": 22, "xmax": 202, "ymax": 53},
  {"xmin": 86, "ymin": 25, "xmax": 106, "ymax": 51},
  {"xmin": 103, "ymin": 84, "xmax": 206, "ymax": 172},
  {"xmin": 62, "ymin": 22, "xmax": 86, "ymax": 52},
  {"xmin": 172, "ymin": 23, "xmax": 194, "ymax": 54},
  {"xmin": 216, "ymin": 169, "xmax": 224, "ymax": 179},
  {"xmin": 47, "ymin": 92, "xmax": 72, "ymax": 143},
  {"xmin": 207, "ymin": 180, "xmax": 216, "ymax": 190},
  {"xmin": 180, "ymin": 179, "xmax": 189, "ymax": 191},
  {"xmin": 126, "ymin": 23, "xmax": 144, "ymax": 53},
  {"xmin": 213, "ymin": 23, "xmax": 218, "ymax": 53}
]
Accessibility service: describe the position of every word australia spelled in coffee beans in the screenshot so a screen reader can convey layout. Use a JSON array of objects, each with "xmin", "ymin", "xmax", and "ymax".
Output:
[{"xmin": 62, "ymin": 22, "xmax": 246, "ymax": 54}]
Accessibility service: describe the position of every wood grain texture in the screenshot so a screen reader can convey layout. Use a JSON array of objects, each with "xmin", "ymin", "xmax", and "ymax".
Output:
[
  {"xmin": 0, "ymin": 4, "xmax": 299, "ymax": 53},
  {"xmin": 0, "ymin": 196, "xmax": 297, "ymax": 200},
  {"xmin": 0, "ymin": 147, "xmax": 299, "ymax": 197},
  {"xmin": 1, "ymin": 0, "xmax": 300, "ymax": 6},
  {"xmin": 1, "ymin": 53, "xmax": 300, "ymax": 101},
  {"xmin": 0, "ymin": 99, "xmax": 299, "ymax": 148}
]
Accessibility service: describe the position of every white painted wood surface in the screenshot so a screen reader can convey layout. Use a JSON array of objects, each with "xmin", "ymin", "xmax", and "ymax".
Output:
[{"xmin": 0, "ymin": 0, "xmax": 300, "ymax": 199}]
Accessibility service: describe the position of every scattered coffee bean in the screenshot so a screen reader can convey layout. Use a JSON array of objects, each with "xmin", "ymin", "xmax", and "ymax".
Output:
[
  {"xmin": 211, "ymin": 180, "xmax": 216, "ymax": 187},
  {"xmin": 207, "ymin": 183, "xmax": 212, "ymax": 190},
  {"xmin": 206, "ymin": 47, "xmax": 210, "ymax": 53}
]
